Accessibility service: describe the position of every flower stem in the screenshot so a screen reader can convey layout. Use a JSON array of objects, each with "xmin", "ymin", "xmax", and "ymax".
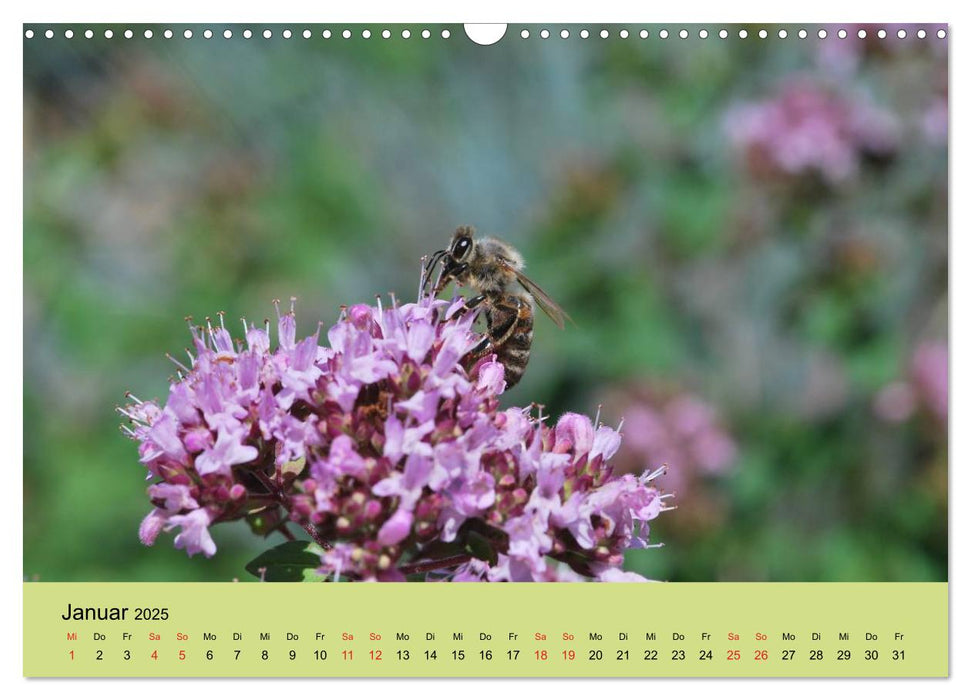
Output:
[
  {"xmin": 252, "ymin": 468, "xmax": 331, "ymax": 550},
  {"xmin": 296, "ymin": 520, "xmax": 332, "ymax": 551}
]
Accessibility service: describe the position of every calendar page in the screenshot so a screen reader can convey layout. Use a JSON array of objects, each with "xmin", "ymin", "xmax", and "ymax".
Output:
[{"xmin": 21, "ymin": 20, "xmax": 949, "ymax": 680}]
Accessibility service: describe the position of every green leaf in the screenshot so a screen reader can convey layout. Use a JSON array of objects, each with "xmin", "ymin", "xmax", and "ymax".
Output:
[{"xmin": 245, "ymin": 541, "xmax": 327, "ymax": 582}]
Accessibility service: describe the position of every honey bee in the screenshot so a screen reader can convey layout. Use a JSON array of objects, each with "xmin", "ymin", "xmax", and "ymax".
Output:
[{"xmin": 421, "ymin": 226, "xmax": 569, "ymax": 388}]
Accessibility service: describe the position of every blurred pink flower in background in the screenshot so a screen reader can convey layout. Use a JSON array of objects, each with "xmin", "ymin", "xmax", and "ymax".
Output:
[
  {"xmin": 921, "ymin": 97, "xmax": 948, "ymax": 146},
  {"xmin": 603, "ymin": 386, "xmax": 737, "ymax": 536},
  {"xmin": 622, "ymin": 395, "xmax": 736, "ymax": 495},
  {"xmin": 874, "ymin": 340, "xmax": 947, "ymax": 427},
  {"xmin": 873, "ymin": 382, "xmax": 917, "ymax": 424},
  {"xmin": 724, "ymin": 80, "xmax": 900, "ymax": 184},
  {"xmin": 911, "ymin": 342, "xmax": 948, "ymax": 424}
]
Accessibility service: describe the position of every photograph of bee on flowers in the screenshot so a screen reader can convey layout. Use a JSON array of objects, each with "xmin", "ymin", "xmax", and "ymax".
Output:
[{"xmin": 24, "ymin": 25, "xmax": 947, "ymax": 583}]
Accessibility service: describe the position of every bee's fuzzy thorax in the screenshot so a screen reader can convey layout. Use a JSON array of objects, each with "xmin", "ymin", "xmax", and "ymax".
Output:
[
  {"xmin": 476, "ymin": 236, "xmax": 524, "ymax": 270},
  {"xmin": 458, "ymin": 237, "xmax": 519, "ymax": 296}
]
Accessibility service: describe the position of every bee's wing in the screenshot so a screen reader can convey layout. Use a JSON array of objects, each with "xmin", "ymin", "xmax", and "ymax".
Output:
[{"xmin": 499, "ymin": 259, "xmax": 571, "ymax": 329}]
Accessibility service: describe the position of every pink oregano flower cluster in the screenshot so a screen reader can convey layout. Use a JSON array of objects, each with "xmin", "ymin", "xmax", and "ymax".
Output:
[
  {"xmin": 617, "ymin": 392, "xmax": 736, "ymax": 497},
  {"xmin": 121, "ymin": 297, "xmax": 670, "ymax": 581},
  {"xmin": 724, "ymin": 80, "xmax": 900, "ymax": 184}
]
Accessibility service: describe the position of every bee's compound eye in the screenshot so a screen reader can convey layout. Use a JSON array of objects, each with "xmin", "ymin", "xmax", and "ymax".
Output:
[{"xmin": 454, "ymin": 237, "xmax": 472, "ymax": 259}]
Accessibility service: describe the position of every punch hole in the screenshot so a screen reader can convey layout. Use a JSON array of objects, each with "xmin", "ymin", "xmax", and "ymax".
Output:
[
  {"xmin": 105, "ymin": 29, "xmax": 114, "ymax": 38},
  {"xmin": 540, "ymin": 29, "xmax": 550, "ymax": 39},
  {"xmin": 362, "ymin": 29, "xmax": 371, "ymax": 39},
  {"xmin": 87, "ymin": 29, "xmax": 95, "ymax": 39},
  {"xmin": 937, "ymin": 29, "xmax": 946, "ymax": 39},
  {"xmin": 163, "ymin": 29, "xmax": 172, "ymax": 39},
  {"xmin": 65, "ymin": 29, "xmax": 74, "ymax": 39},
  {"xmin": 580, "ymin": 29, "xmax": 589, "ymax": 39},
  {"xmin": 719, "ymin": 29, "xmax": 728, "ymax": 39},
  {"xmin": 917, "ymin": 29, "xmax": 926, "ymax": 39},
  {"xmin": 620, "ymin": 29, "xmax": 629, "ymax": 39},
  {"xmin": 283, "ymin": 29, "xmax": 292, "ymax": 39},
  {"xmin": 464, "ymin": 24, "xmax": 506, "ymax": 46},
  {"xmin": 659, "ymin": 29, "xmax": 669, "ymax": 39},
  {"xmin": 24, "ymin": 29, "xmax": 34, "ymax": 39},
  {"xmin": 143, "ymin": 29, "xmax": 152, "ymax": 39},
  {"xmin": 382, "ymin": 29, "xmax": 391, "ymax": 39},
  {"xmin": 243, "ymin": 29, "xmax": 253, "ymax": 39},
  {"xmin": 441, "ymin": 29, "xmax": 451, "ymax": 39},
  {"xmin": 124, "ymin": 29, "xmax": 133, "ymax": 39},
  {"xmin": 422, "ymin": 29, "xmax": 431, "ymax": 39},
  {"xmin": 223, "ymin": 29, "xmax": 232, "ymax": 39},
  {"xmin": 758, "ymin": 29, "xmax": 767, "ymax": 39},
  {"xmin": 699, "ymin": 29, "xmax": 709, "ymax": 39},
  {"xmin": 561, "ymin": 29, "xmax": 570, "ymax": 39},
  {"xmin": 303, "ymin": 29, "xmax": 311, "ymax": 39}
]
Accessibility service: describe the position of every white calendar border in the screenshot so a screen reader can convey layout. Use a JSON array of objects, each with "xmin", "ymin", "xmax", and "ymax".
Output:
[{"xmin": 3, "ymin": 0, "xmax": 964, "ymax": 697}]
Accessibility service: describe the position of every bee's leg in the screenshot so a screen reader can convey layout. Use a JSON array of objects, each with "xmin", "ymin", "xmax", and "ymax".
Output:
[
  {"xmin": 448, "ymin": 294, "xmax": 487, "ymax": 319},
  {"xmin": 462, "ymin": 296, "xmax": 494, "ymax": 357},
  {"xmin": 420, "ymin": 250, "xmax": 447, "ymax": 298},
  {"xmin": 465, "ymin": 297, "xmax": 521, "ymax": 362},
  {"xmin": 467, "ymin": 335, "xmax": 493, "ymax": 358},
  {"xmin": 433, "ymin": 262, "xmax": 469, "ymax": 296},
  {"xmin": 418, "ymin": 256, "xmax": 429, "ymax": 299}
]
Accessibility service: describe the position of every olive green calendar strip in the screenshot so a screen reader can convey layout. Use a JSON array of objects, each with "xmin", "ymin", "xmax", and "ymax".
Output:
[{"xmin": 24, "ymin": 582, "xmax": 947, "ymax": 677}]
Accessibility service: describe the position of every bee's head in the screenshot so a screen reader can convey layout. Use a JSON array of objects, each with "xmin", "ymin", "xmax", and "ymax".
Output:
[
  {"xmin": 449, "ymin": 226, "xmax": 476, "ymax": 263},
  {"xmin": 423, "ymin": 226, "xmax": 477, "ymax": 297}
]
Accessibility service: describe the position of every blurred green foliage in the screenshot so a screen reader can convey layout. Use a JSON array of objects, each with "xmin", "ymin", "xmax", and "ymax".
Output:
[{"xmin": 24, "ymin": 24, "xmax": 946, "ymax": 581}]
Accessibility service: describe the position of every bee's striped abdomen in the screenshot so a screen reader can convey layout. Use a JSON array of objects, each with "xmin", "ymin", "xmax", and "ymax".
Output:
[{"xmin": 491, "ymin": 298, "xmax": 534, "ymax": 389}]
